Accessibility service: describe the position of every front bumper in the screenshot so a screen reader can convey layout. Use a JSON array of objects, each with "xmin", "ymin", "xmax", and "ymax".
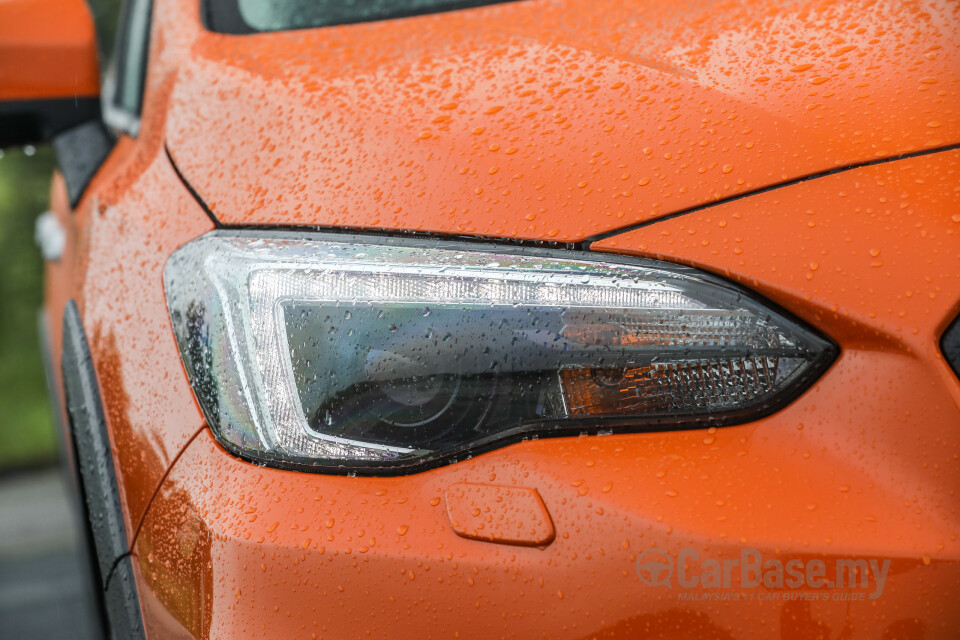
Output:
[{"xmin": 135, "ymin": 406, "xmax": 960, "ymax": 639}]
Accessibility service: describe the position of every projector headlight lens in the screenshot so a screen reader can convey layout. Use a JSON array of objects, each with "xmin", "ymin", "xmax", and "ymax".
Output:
[{"xmin": 163, "ymin": 232, "xmax": 835, "ymax": 473}]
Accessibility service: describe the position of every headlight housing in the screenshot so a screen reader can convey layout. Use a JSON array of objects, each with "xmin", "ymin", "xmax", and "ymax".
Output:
[{"xmin": 164, "ymin": 232, "xmax": 835, "ymax": 474}]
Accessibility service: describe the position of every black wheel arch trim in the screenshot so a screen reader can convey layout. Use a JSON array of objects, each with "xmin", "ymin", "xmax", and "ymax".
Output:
[{"xmin": 61, "ymin": 299, "xmax": 146, "ymax": 640}]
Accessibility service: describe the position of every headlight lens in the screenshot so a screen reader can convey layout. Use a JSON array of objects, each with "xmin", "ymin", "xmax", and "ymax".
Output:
[{"xmin": 164, "ymin": 232, "xmax": 835, "ymax": 473}]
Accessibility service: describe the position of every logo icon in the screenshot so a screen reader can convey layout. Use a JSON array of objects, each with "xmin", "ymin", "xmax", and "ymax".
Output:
[{"xmin": 635, "ymin": 548, "xmax": 673, "ymax": 587}]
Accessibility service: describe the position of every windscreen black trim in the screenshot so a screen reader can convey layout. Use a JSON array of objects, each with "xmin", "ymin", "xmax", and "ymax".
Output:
[{"xmin": 204, "ymin": 0, "xmax": 527, "ymax": 35}]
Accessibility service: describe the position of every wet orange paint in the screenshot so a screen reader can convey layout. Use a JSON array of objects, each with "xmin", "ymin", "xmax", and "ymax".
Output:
[
  {"xmin": 33, "ymin": 0, "xmax": 960, "ymax": 638},
  {"xmin": 445, "ymin": 482, "xmax": 555, "ymax": 546},
  {"xmin": 162, "ymin": 0, "xmax": 960, "ymax": 242}
]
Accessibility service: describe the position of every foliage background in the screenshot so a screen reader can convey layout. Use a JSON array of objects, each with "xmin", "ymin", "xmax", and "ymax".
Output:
[
  {"xmin": 0, "ymin": 148, "xmax": 58, "ymax": 470},
  {"xmin": 0, "ymin": 0, "xmax": 123, "ymax": 470}
]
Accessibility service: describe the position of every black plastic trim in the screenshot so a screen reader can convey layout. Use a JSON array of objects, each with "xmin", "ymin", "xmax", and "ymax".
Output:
[
  {"xmin": 942, "ymin": 312, "xmax": 960, "ymax": 382},
  {"xmin": 39, "ymin": 310, "xmax": 110, "ymax": 637},
  {"xmin": 52, "ymin": 120, "xmax": 115, "ymax": 208},
  {"xmin": 61, "ymin": 300, "xmax": 146, "ymax": 640},
  {"xmin": 175, "ymin": 229, "xmax": 838, "ymax": 477}
]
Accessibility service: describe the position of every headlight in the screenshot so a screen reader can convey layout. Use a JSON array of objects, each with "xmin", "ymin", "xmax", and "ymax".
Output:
[{"xmin": 164, "ymin": 232, "xmax": 835, "ymax": 473}]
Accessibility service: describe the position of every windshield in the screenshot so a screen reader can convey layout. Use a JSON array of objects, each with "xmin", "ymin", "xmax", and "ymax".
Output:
[{"xmin": 205, "ymin": 0, "xmax": 523, "ymax": 34}]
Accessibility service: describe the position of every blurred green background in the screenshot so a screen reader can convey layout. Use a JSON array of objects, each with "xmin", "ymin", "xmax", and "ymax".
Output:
[
  {"xmin": 0, "ymin": 147, "xmax": 58, "ymax": 470},
  {"xmin": 0, "ymin": 0, "xmax": 122, "ymax": 472}
]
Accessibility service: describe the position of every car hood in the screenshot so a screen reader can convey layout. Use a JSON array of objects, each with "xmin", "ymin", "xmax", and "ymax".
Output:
[{"xmin": 165, "ymin": 0, "xmax": 960, "ymax": 243}]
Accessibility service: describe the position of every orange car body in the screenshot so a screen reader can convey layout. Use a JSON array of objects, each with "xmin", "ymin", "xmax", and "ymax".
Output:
[{"xmin": 35, "ymin": 0, "xmax": 960, "ymax": 638}]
